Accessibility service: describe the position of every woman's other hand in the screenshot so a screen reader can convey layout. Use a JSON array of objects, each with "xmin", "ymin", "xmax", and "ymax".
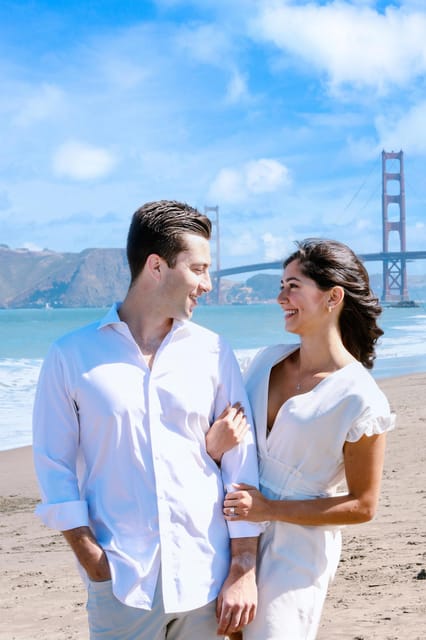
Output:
[{"xmin": 206, "ymin": 402, "xmax": 248, "ymax": 463}]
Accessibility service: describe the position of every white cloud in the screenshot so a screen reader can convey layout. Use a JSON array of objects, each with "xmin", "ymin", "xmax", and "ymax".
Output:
[
  {"xmin": 225, "ymin": 69, "xmax": 250, "ymax": 104},
  {"xmin": 346, "ymin": 136, "xmax": 379, "ymax": 163},
  {"xmin": 209, "ymin": 158, "xmax": 291, "ymax": 203},
  {"xmin": 253, "ymin": 1, "xmax": 426, "ymax": 94},
  {"xmin": 175, "ymin": 23, "xmax": 252, "ymax": 105},
  {"xmin": 99, "ymin": 55, "xmax": 148, "ymax": 90},
  {"xmin": 208, "ymin": 168, "xmax": 245, "ymax": 204},
  {"xmin": 225, "ymin": 230, "xmax": 259, "ymax": 257},
  {"xmin": 407, "ymin": 220, "xmax": 426, "ymax": 249},
  {"xmin": 13, "ymin": 84, "xmax": 65, "ymax": 126},
  {"xmin": 21, "ymin": 241, "xmax": 43, "ymax": 251},
  {"xmin": 354, "ymin": 217, "xmax": 373, "ymax": 232},
  {"xmin": 262, "ymin": 232, "xmax": 293, "ymax": 261},
  {"xmin": 52, "ymin": 141, "xmax": 117, "ymax": 181},
  {"xmin": 375, "ymin": 100, "xmax": 426, "ymax": 155},
  {"xmin": 245, "ymin": 158, "xmax": 291, "ymax": 194},
  {"xmin": 175, "ymin": 23, "xmax": 233, "ymax": 66}
]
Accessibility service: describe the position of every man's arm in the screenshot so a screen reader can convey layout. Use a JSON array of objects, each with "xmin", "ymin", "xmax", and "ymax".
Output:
[
  {"xmin": 33, "ymin": 344, "xmax": 92, "ymax": 533},
  {"xmin": 215, "ymin": 536, "xmax": 258, "ymax": 636},
  {"xmin": 62, "ymin": 526, "xmax": 111, "ymax": 582},
  {"xmin": 213, "ymin": 343, "xmax": 261, "ymax": 634}
]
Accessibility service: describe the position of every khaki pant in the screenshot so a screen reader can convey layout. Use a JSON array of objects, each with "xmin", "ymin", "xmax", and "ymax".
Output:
[{"xmin": 87, "ymin": 577, "xmax": 223, "ymax": 640}]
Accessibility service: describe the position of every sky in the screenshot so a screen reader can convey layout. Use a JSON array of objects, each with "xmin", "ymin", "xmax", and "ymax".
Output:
[{"xmin": 1, "ymin": 0, "xmax": 426, "ymax": 275}]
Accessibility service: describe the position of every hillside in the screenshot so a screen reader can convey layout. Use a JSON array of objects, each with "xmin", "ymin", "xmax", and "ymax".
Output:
[{"xmin": 0, "ymin": 246, "xmax": 129, "ymax": 308}]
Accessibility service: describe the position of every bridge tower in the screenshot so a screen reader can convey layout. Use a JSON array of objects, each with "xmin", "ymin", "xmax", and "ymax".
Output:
[
  {"xmin": 204, "ymin": 205, "xmax": 221, "ymax": 304},
  {"xmin": 381, "ymin": 150, "xmax": 409, "ymax": 302}
]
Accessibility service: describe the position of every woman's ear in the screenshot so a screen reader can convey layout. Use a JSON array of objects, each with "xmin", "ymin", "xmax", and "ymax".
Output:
[{"xmin": 327, "ymin": 286, "xmax": 345, "ymax": 311}]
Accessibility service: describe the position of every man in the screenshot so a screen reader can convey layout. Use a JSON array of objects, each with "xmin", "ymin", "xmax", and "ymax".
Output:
[{"xmin": 33, "ymin": 200, "xmax": 261, "ymax": 639}]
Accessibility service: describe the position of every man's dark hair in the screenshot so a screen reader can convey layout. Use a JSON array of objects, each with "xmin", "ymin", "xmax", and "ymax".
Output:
[{"xmin": 126, "ymin": 200, "xmax": 212, "ymax": 284}]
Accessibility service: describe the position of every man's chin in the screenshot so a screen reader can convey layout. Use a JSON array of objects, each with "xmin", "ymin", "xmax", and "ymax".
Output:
[
  {"xmin": 173, "ymin": 309, "xmax": 193, "ymax": 321},
  {"xmin": 187, "ymin": 299, "xmax": 199, "ymax": 317}
]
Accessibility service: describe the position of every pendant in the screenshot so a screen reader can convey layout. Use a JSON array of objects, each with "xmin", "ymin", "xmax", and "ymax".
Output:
[{"xmin": 296, "ymin": 382, "xmax": 301, "ymax": 391}]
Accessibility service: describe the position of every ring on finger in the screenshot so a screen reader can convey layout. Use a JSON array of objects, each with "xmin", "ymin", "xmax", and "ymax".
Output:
[{"xmin": 230, "ymin": 506, "xmax": 236, "ymax": 515}]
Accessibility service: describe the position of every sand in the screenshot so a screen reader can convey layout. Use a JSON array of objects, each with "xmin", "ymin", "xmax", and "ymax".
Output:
[{"xmin": 1, "ymin": 374, "xmax": 425, "ymax": 639}]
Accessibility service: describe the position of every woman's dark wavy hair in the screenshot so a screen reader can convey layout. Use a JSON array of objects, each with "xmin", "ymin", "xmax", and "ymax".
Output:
[{"xmin": 283, "ymin": 238, "xmax": 383, "ymax": 369}]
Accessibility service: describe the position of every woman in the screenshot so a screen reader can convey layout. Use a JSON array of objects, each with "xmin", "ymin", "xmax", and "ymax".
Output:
[{"xmin": 208, "ymin": 239, "xmax": 395, "ymax": 640}]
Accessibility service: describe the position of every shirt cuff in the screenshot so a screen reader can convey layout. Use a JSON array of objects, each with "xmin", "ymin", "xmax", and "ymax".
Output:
[
  {"xmin": 227, "ymin": 520, "xmax": 267, "ymax": 538},
  {"xmin": 35, "ymin": 500, "xmax": 89, "ymax": 531}
]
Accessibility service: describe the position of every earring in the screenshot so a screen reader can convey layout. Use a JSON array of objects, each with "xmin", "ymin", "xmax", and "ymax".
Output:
[{"xmin": 328, "ymin": 305, "xmax": 332, "ymax": 313}]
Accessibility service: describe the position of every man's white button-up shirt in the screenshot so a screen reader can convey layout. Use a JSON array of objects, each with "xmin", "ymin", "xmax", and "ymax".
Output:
[{"xmin": 33, "ymin": 304, "xmax": 261, "ymax": 613}]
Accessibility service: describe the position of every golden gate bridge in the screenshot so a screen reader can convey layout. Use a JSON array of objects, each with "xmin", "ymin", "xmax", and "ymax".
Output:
[{"xmin": 207, "ymin": 150, "xmax": 426, "ymax": 305}]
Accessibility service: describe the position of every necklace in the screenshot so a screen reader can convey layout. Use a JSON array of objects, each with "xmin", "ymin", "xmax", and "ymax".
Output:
[{"xmin": 295, "ymin": 362, "xmax": 343, "ymax": 394}]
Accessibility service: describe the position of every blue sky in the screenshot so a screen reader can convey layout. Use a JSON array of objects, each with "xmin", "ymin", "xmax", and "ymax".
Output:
[{"xmin": 1, "ymin": 0, "xmax": 426, "ymax": 274}]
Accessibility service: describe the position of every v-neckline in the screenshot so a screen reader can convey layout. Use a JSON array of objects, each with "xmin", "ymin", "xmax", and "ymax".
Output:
[{"xmin": 266, "ymin": 358, "xmax": 360, "ymax": 440}]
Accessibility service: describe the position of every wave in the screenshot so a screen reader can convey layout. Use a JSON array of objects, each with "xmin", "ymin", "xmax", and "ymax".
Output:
[
  {"xmin": 0, "ymin": 359, "xmax": 42, "ymax": 451},
  {"xmin": 388, "ymin": 323, "xmax": 426, "ymax": 333}
]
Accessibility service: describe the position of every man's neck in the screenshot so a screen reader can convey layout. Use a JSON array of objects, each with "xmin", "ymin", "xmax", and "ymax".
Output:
[{"xmin": 119, "ymin": 292, "xmax": 173, "ymax": 366}]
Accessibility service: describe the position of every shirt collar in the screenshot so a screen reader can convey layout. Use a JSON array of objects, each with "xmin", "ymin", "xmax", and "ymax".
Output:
[
  {"xmin": 97, "ymin": 302, "xmax": 190, "ymax": 337},
  {"xmin": 98, "ymin": 302, "xmax": 123, "ymax": 329}
]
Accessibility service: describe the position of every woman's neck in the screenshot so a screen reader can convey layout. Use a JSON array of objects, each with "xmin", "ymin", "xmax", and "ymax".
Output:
[{"xmin": 297, "ymin": 331, "xmax": 355, "ymax": 374}]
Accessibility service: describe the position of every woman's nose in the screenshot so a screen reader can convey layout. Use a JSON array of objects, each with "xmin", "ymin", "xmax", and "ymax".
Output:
[{"xmin": 277, "ymin": 287, "xmax": 288, "ymax": 303}]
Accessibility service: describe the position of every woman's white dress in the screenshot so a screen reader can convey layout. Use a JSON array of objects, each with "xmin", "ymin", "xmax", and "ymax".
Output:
[{"xmin": 243, "ymin": 344, "xmax": 395, "ymax": 640}]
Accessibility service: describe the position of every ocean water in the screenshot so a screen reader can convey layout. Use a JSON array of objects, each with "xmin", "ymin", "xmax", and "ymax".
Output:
[{"xmin": 1, "ymin": 303, "xmax": 426, "ymax": 451}]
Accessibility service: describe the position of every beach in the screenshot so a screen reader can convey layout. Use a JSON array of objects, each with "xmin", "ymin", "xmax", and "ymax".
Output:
[{"xmin": 1, "ymin": 374, "xmax": 425, "ymax": 639}]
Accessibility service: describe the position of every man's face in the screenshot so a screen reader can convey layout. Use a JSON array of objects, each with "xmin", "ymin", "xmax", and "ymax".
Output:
[{"xmin": 160, "ymin": 233, "xmax": 212, "ymax": 320}]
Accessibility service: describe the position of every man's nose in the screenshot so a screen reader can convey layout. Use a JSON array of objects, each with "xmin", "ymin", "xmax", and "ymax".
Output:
[{"xmin": 201, "ymin": 271, "xmax": 212, "ymax": 293}]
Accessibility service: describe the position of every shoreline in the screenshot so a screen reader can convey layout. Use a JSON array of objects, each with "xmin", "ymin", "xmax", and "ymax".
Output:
[
  {"xmin": 1, "ymin": 365, "xmax": 426, "ymax": 454},
  {"xmin": 1, "ymin": 374, "xmax": 425, "ymax": 639}
]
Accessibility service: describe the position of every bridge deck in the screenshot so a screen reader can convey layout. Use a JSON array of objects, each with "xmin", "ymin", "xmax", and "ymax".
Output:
[{"xmin": 213, "ymin": 251, "xmax": 426, "ymax": 278}]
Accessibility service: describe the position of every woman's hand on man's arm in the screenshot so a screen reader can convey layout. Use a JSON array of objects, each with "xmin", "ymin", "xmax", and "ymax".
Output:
[{"xmin": 206, "ymin": 402, "xmax": 249, "ymax": 463}]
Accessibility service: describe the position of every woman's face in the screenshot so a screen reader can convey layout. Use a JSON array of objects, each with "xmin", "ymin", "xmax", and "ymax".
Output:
[{"xmin": 277, "ymin": 259, "xmax": 331, "ymax": 335}]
